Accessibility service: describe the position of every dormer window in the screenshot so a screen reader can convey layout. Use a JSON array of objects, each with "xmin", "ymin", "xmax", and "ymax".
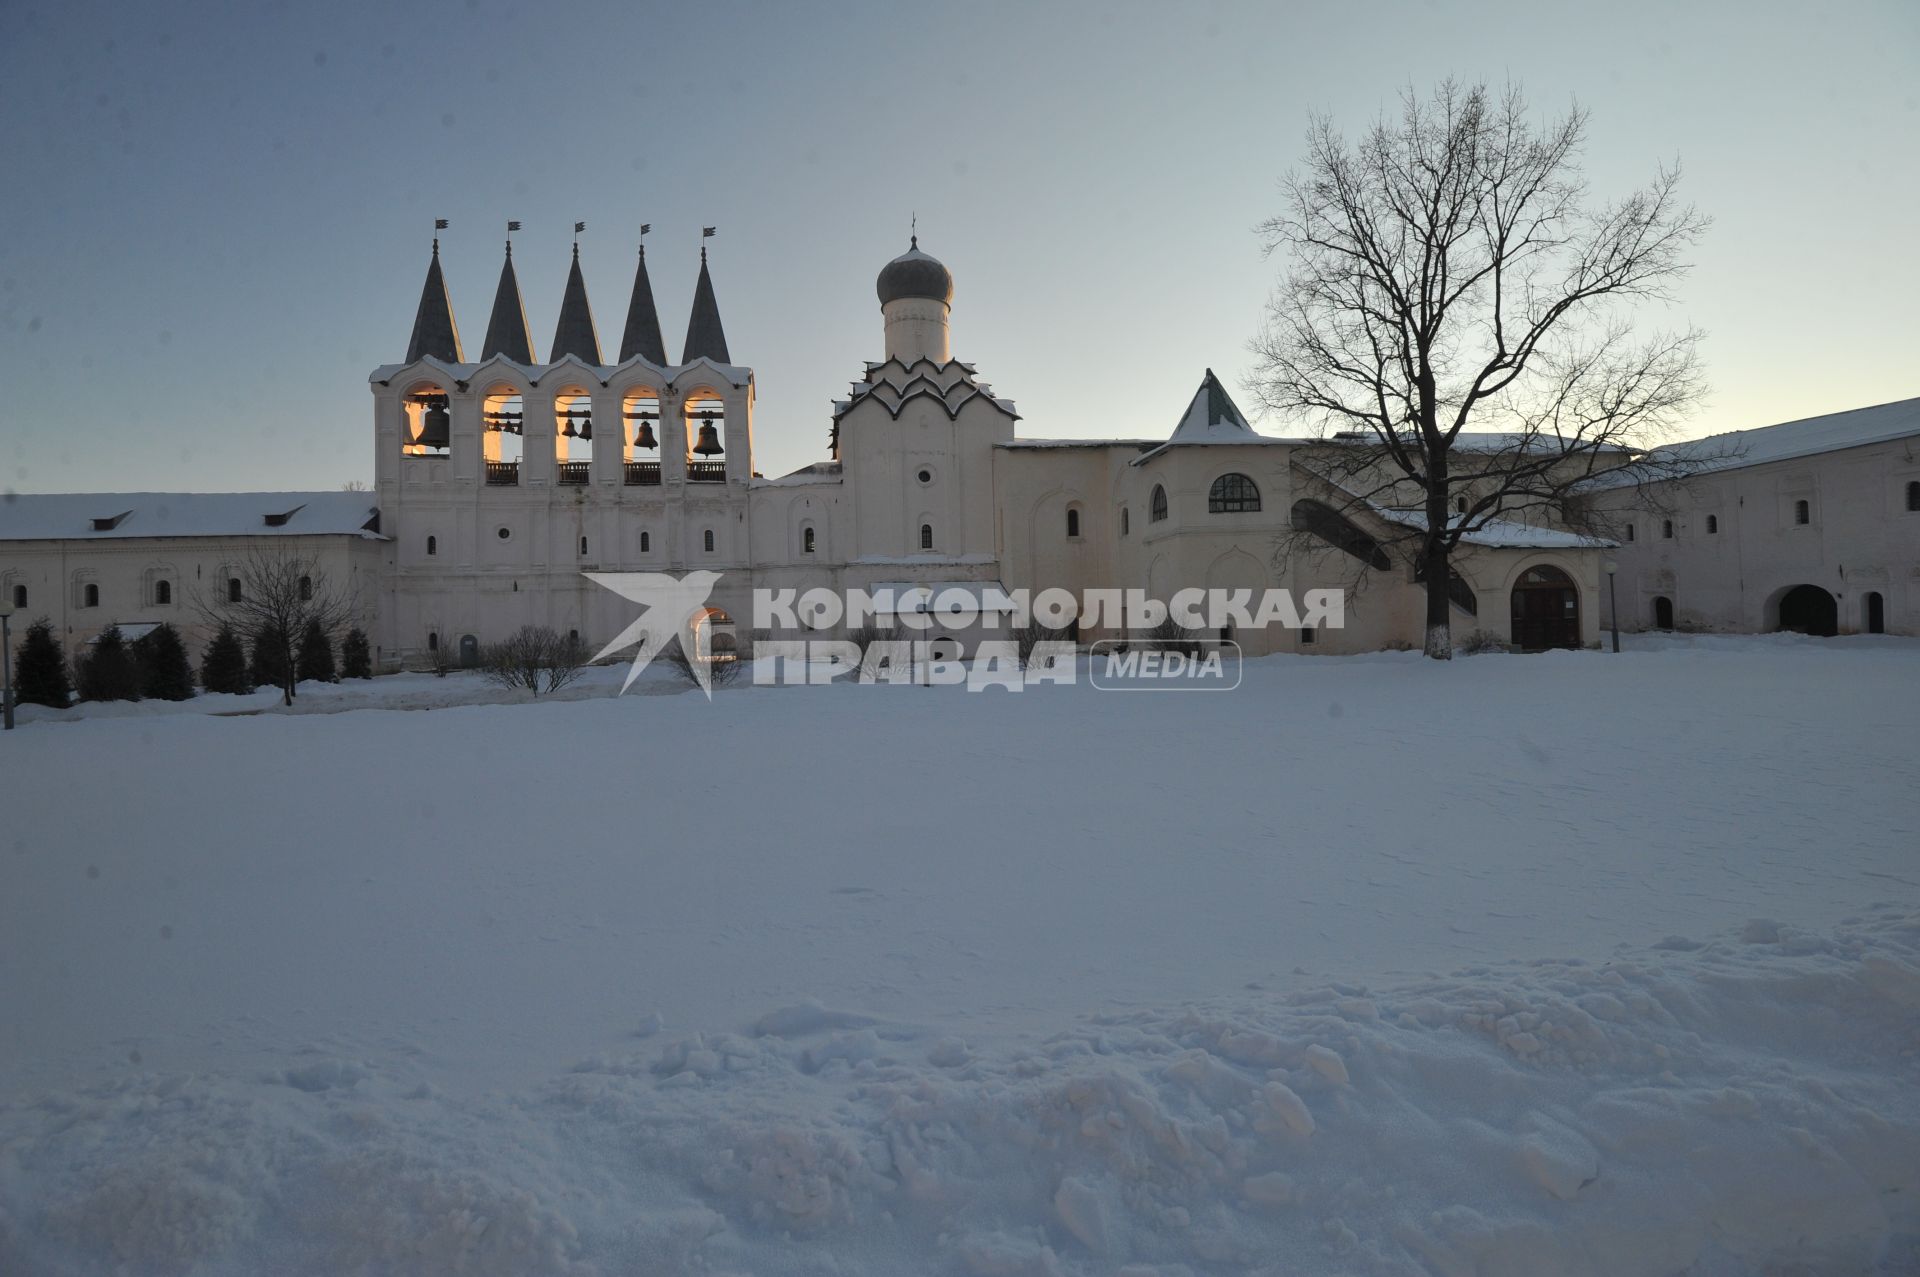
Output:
[
  {"xmin": 91, "ymin": 511, "xmax": 131, "ymax": 532},
  {"xmin": 263, "ymin": 506, "xmax": 305, "ymax": 528}
]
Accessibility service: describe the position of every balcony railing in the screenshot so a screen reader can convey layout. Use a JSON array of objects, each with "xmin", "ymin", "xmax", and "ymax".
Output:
[
  {"xmin": 485, "ymin": 460, "xmax": 520, "ymax": 486},
  {"xmin": 687, "ymin": 460, "xmax": 727, "ymax": 483},
  {"xmin": 624, "ymin": 460, "xmax": 661, "ymax": 486},
  {"xmin": 557, "ymin": 461, "xmax": 592, "ymax": 486}
]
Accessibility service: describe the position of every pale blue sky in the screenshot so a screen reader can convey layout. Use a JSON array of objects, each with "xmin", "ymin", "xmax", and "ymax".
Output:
[{"xmin": 1, "ymin": 0, "xmax": 1914, "ymax": 492}]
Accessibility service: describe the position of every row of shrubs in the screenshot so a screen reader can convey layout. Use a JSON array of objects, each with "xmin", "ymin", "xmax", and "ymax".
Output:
[{"xmin": 10, "ymin": 618, "xmax": 374, "ymax": 708}]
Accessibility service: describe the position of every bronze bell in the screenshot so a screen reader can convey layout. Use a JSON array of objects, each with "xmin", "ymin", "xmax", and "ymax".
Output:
[
  {"xmin": 418, "ymin": 399, "xmax": 451, "ymax": 450},
  {"xmin": 692, "ymin": 419, "xmax": 725, "ymax": 456},
  {"xmin": 633, "ymin": 420, "xmax": 658, "ymax": 450},
  {"xmin": 560, "ymin": 413, "xmax": 578, "ymax": 439},
  {"xmin": 577, "ymin": 414, "xmax": 592, "ymax": 442}
]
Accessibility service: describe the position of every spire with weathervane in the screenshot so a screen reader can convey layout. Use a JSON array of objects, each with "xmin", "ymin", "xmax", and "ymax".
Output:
[
  {"xmin": 480, "ymin": 222, "xmax": 535, "ymax": 363},
  {"xmin": 680, "ymin": 228, "xmax": 730, "ymax": 365},
  {"xmin": 549, "ymin": 223, "xmax": 602, "ymax": 364},
  {"xmin": 405, "ymin": 221, "xmax": 464, "ymax": 364},
  {"xmin": 618, "ymin": 225, "xmax": 667, "ymax": 365}
]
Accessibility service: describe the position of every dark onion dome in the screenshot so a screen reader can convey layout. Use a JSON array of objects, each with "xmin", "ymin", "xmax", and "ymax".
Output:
[{"xmin": 876, "ymin": 238, "xmax": 953, "ymax": 306}]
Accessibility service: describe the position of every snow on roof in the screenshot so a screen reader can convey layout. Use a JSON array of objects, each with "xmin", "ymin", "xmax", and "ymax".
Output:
[
  {"xmin": 997, "ymin": 438, "xmax": 1161, "ymax": 450},
  {"xmin": 0, "ymin": 491, "xmax": 383, "ymax": 542},
  {"xmin": 1381, "ymin": 508, "xmax": 1616, "ymax": 550},
  {"xmin": 754, "ymin": 463, "xmax": 843, "ymax": 487},
  {"xmin": 1169, "ymin": 369, "xmax": 1258, "ymax": 444},
  {"xmin": 1582, "ymin": 396, "xmax": 1920, "ymax": 490}
]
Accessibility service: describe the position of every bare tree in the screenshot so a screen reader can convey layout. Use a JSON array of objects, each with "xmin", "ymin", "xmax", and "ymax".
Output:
[
  {"xmin": 1249, "ymin": 80, "xmax": 1710, "ymax": 658},
  {"xmin": 196, "ymin": 544, "xmax": 357, "ymax": 705},
  {"xmin": 479, "ymin": 626, "xmax": 587, "ymax": 696}
]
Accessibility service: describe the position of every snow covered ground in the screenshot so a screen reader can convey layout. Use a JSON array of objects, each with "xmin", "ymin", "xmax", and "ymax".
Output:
[{"xmin": 2, "ymin": 636, "xmax": 1917, "ymax": 1274}]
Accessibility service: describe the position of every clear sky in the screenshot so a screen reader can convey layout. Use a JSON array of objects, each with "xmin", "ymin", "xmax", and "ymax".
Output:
[{"xmin": 1, "ymin": 0, "xmax": 1914, "ymax": 493}]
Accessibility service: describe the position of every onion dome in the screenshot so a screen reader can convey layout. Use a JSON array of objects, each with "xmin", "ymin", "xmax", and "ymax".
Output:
[{"xmin": 875, "ymin": 236, "xmax": 953, "ymax": 306}]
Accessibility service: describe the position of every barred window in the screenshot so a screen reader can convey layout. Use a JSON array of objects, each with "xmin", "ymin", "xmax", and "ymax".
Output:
[
  {"xmin": 1149, "ymin": 485, "xmax": 1168, "ymax": 522},
  {"xmin": 1208, "ymin": 473, "xmax": 1261, "ymax": 513}
]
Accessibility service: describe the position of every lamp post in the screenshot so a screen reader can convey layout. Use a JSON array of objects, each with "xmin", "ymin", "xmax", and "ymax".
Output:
[
  {"xmin": 0, "ymin": 595, "xmax": 15, "ymax": 729},
  {"xmin": 1605, "ymin": 560, "xmax": 1620, "ymax": 654}
]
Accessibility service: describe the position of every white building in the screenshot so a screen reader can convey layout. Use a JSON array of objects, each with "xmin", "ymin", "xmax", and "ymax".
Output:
[
  {"xmin": 7, "ymin": 232, "xmax": 1657, "ymax": 668},
  {"xmin": 1576, "ymin": 399, "xmax": 1920, "ymax": 637}
]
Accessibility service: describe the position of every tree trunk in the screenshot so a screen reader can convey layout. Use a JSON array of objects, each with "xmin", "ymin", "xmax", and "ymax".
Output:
[{"xmin": 1422, "ymin": 530, "xmax": 1453, "ymax": 660}]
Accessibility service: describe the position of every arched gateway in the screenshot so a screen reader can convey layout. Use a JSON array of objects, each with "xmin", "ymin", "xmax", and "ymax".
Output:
[{"xmin": 1510, "ymin": 565, "xmax": 1581, "ymax": 651}]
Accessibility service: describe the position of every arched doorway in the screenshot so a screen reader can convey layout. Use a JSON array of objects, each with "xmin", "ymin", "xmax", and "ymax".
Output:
[
  {"xmin": 1510, "ymin": 565, "xmax": 1581, "ymax": 651},
  {"xmin": 1776, "ymin": 585, "xmax": 1837, "ymax": 637},
  {"xmin": 458, "ymin": 634, "xmax": 479, "ymax": 667},
  {"xmin": 1653, "ymin": 596, "xmax": 1674, "ymax": 630},
  {"xmin": 1864, "ymin": 592, "xmax": 1885, "ymax": 635}
]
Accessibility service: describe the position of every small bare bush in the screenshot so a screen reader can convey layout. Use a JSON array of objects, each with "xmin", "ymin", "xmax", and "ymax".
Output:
[
  {"xmin": 1457, "ymin": 629, "xmax": 1510, "ymax": 656},
  {"xmin": 480, "ymin": 626, "xmax": 587, "ymax": 695}
]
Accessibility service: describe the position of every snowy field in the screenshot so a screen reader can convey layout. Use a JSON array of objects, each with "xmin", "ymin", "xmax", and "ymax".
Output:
[{"xmin": 2, "ymin": 635, "xmax": 1917, "ymax": 1275}]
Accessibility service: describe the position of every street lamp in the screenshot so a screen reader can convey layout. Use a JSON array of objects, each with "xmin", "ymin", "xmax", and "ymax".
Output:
[
  {"xmin": 1605, "ymin": 560, "xmax": 1620, "ymax": 654},
  {"xmin": 0, "ymin": 594, "xmax": 15, "ymax": 729}
]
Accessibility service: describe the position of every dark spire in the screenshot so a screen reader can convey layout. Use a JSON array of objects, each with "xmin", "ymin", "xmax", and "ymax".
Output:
[
  {"xmin": 549, "ymin": 242, "xmax": 602, "ymax": 364},
  {"xmin": 480, "ymin": 240, "xmax": 536, "ymax": 363},
  {"xmin": 618, "ymin": 242, "xmax": 667, "ymax": 365},
  {"xmin": 405, "ymin": 238, "xmax": 464, "ymax": 364},
  {"xmin": 680, "ymin": 245, "xmax": 730, "ymax": 364}
]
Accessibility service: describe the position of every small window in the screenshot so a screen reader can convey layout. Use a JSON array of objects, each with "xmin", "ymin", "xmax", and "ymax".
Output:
[
  {"xmin": 1455, "ymin": 496, "xmax": 1467, "ymax": 514},
  {"xmin": 803, "ymin": 527, "xmax": 815, "ymax": 554},
  {"xmin": 1120, "ymin": 507, "xmax": 1129, "ymax": 536},
  {"xmin": 427, "ymin": 632, "xmax": 438, "ymax": 652},
  {"xmin": 1662, "ymin": 519, "xmax": 1674, "ymax": 539},
  {"xmin": 426, "ymin": 535, "xmax": 437, "ymax": 556},
  {"xmin": 228, "ymin": 578, "xmax": 242, "ymax": 603},
  {"xmin": 920, "ymin": 523, "xmax": 933, "ymax": 550},
  {"xmin": 1908, "ymin": 480, "xmax": 1920, "ymax": 512},
  {"xmin": 83, "ymin": 582, "xmax": 99, "ymax": 608},
  {"xmin": 1300, "ymin": 626, "xmax": 1316, "ymax": 646},
  {"xmin": 10, "ymin": 584, "xmax": 24, "ymax": 609},
  {"xmin": 1706, "ymin": 514, "xmax": 1718, "ymax": 534},
  {"xmin": 1150, "ymin": 485, "xmax": 1168, "ymax": 523},
  {"xmin": 298, "ymin": 575, "xmax": 312, "ymax": 601},
  {"xmin": 1625, "ymin": 524, "xmax": 1635, "ymax": 542},
  {"xmin": 1794, "ymin": 499, "xmax": 1810, "ymax": 525},
  {"xmin": 497, "ymin": 526, "xmax": 511, "ymax": 540},
  {"xmin": 569, "ymin": 628, "xmax": 579, "ymax": 643},
  {"xmin": 580, "ymin": 536, "xmax": 589, "ymax": 557},
  {"xmin": 640, "ymin": 531, "xmax": 651, "ymax": 553},
  {"xmin": 917, "ymin": 469, "xmax": 932, "ymax": 485},
  {"xmin": 1207, "ymin": 473, "xmax": 1261, "ymax": 513},
  {"xmin": 1066, "ymin": 508, "xmax": 1080, "ymax": 538},
  {"xmin": 155, "ymin": 580, "xmax": 171, "ymax": 606},
  {"xmin": 703, "ymin": 529, "xmax": 715, "ymax": 553}
]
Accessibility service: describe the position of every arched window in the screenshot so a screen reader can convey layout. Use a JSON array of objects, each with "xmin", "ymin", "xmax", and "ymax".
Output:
[
  {"xmin": 1149, "ymin": 485, "xmax": 1168, "ymax": 523},
  {"xmin": 426, "ymin": 535, "xmax": 437, "ymax": 556},
  {"xmin": 1066, "ymin": 507, "xmax": 1081, "ymax": 538},
  {"xmin": 802, "ymin": 526, "xmax": 815, "ymax": 554},
  {"xmin": 1706, "ymin": 514, "xmax": 1718, "ymax": 534},
  {"xmin": 1908, "ymin": 480, "xmax": 1920, "ymax": 512},
  {"xmin": 1653, "ymin": 596, "xmax": 1674, "ymax": 629},
  {"xmin": 228, "ymin": 578, "xmax": 242, "ymax": 603},
  {"xmin": 155, "ymin": 580, "xmax": 171, "ymax": 606},
  {"xmin": 1455, "ymin": 496, "xmax": 1468, "ymax": 514},
  {"xmin": 640, "ymin": 531, "xmax": 651, "ymax": 553},
  {"xmin": 427, "ymin": 631, "xmax": 438, "ymax": 652},
  {"xmin": 83, "ymin": 582, "xmax": 100, "ymax": 608},
  {"xmin": 1120, "ymin": 507, "xmax": 1129, "ymax": 536},
  {"xmin": 298, "ymin": 575, "xmax": 313, "ymax": 601},
  {"xmin": 580, "ymin": 536, "xmax": 589, "ymax": 557},
  {"xmin": 11, "ymin": 584, "xmax": 24, "ymax": 609},
  {"xmin": 1625, "ymin": 524, "xmax": 1635, "ymax": 542},
  {"xmin": 703, "ymin": 529, "xmax": 715, "ymax": 553},
  {"xmin": 1794, "ymin": 499, "xmax": 1810, "ymax": 525},
  {"xmin": 1662, "ymin": 519, "xmax": 1674, "ymax": 539},
  {"xmin": 920, "ymin": 523, "xmax": 934, "ymax": 550},
  {"xmin": 1208, "ymin": 473, "xmax": 1260, "ymax": 513}
]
